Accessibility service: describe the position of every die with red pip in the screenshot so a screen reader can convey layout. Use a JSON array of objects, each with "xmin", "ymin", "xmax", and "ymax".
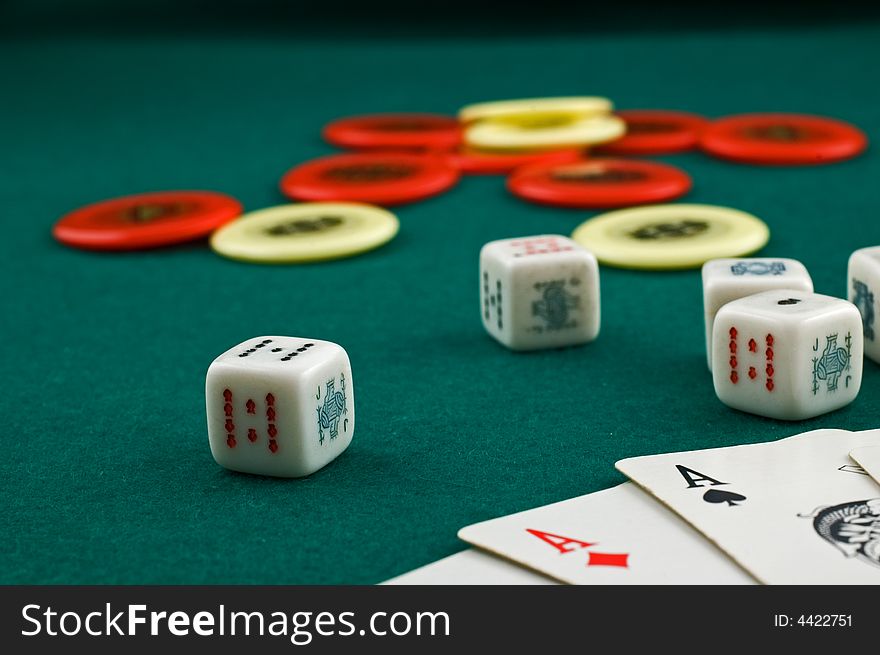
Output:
[
  {"xmin": 206, "ymin": 336, "xmax": 354, "ymax": 477},
  {"xmin": 480, "ymin": 234, "xmax": 600, "ymax": 351},
  {"xmin": 712, "ymin": 291, "xmax": 862, "ymax": 420}
]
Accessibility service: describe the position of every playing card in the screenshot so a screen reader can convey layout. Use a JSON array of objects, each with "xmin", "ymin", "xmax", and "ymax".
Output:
[
  {"xmin": 616, "ymin": 429, "xmax": 880, "ymax": 584},
  {"xmin": 381, "ymin": 549, "xmax": 557, "ymax": 585},
  {"xmin": 458, "ymin": 482, "xmax": 754, "ymax": 584},
  {"xmin": 851, "ymin": 443, "xmax": 880, "ymax": 486}
]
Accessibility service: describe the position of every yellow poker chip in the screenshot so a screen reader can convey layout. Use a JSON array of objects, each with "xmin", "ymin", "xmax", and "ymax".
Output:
[
  {"xmin": 458, "ymin": 97, "xmax": 613, "ymax": 124},
  {"xmin": 464, "ymin": 114, "xmax": 626, "ymax": 151},
  {"xmin": 210, "ymin": 202, "xmax": 399, "ymax": 264},
  {"xmin": 571, "ymin": 204, "xmax": 770, "ymax": 270}
]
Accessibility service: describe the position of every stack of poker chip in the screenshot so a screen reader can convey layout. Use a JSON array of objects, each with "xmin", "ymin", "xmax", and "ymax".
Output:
[
  {"xmin": 459, "ymin": 96, "xmax": 623, "ymax": 152},
  {"xmin": 51, "ymin": 96, "xmax": 868, "ymax": 270}
]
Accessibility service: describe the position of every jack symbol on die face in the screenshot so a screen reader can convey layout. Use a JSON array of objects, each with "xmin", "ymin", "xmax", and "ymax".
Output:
[
  {"xmin": 812, "ymin": 333, "xmax": 852, "ymax": 393},
  {"xmin": 317, "ymin": 374, "xmax": 348, "ymax": 444},
  {"xmin": 777, "ymin": 298, "xmax": 801, "ymax": 305},
  {"xmin": 532, "ymin": 281, "xmax": 578, "ymax": 330},
  {"xmin": 853, "ymin": 280, "xmax": 875, "ymax": 341}
]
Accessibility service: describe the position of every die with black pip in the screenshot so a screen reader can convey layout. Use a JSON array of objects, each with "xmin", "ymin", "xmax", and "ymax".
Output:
[
  {"xmin": 480, "ymin": 235, "xmax": 600, "ymax": 351},
  {"xmin": 206, "ymin": 337, "xmax": 354, "ymax": 477},
  {"xmin": 702, "ymin": 257, "xmax": 813, "ymax": 371},
  {"xmin": 712, "ymin": 290, "xmax": 862, "ymax": 420}
]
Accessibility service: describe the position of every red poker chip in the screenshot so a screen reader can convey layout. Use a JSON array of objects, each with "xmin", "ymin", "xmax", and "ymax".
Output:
[
  {"xmin": 597, "ymin": 110, "xmax": 710, "ymax": 155},
  {"xmin": 52, "ymin": 190, "xmax": 243, "ymax": 251},
  {"xmin": 507, "ymin": 158, "xmax": 692, "ymax": 209},
  {"xmin": 446, "ymin": 147, "xmax": 584, "ymax": 175},
  {"xmin": 279, "ymin": 152, "xmax": 460, "ymax": 206},
  {"xmin": 323, "ymin": 113, "xmax": 462, "ymax": 151},
  {"xmin": 699, "ymin": 113, "xmax": 867, "ymax": 165}
]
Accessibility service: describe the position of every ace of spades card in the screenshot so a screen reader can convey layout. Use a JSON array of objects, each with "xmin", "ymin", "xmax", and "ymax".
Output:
[{"xmin": 616, "ymin": 429, "xmax": 880, "ymax": 584}]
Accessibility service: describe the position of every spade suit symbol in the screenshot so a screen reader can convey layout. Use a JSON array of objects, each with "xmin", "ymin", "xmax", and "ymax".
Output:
[{"xmin": 702, "ymin": 489, "xmax": 747, "ymax": 506}]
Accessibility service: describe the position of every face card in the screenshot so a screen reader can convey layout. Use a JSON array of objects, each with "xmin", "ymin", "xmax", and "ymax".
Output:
[
  {"xmin": 851, "ymin": 444, "xmax": 880, "ymax": 486},
  {"xmin": 381, "ymin": 549, "xmax": 557, "ymax": 585},
  {"xmin": 458, "ymin": 482, "xmax": 754, "ymax": 584},
  {"xmin": 616, "ymin": 429, "xmax": 880, "ymax": 584}
]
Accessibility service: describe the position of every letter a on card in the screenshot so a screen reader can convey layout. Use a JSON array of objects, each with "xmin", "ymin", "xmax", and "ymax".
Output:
[
  {"xmin": 525, "ymin": 529, "xmax": 595, "ymax": 554},
  {"xmin": 676, "ymin": 465, "xmax": 727, "ymax": 488}
]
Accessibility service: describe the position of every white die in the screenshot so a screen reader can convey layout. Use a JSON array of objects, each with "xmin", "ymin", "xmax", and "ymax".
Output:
[
  {"xmin": 847, "ymin": 247, "xmax": 880, "ymax": 363},
  {"xmin": 702, "ymin": 258, "xmax": 813, "ymax": 370},
  {"xmin": 711, "ymin": 290, "xmax": 862, "ymax": 420},
  {"xmin": 206, "ymin": 336, "xmax": 354, "ymax": 478},
  {"xmin": 480, "ymin": 235, "xmax": 600, "ymax": 351}
]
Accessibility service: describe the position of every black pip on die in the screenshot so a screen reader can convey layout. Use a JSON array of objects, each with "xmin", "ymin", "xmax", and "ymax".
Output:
[
  {"xmin": 711, "ymin": 291, "xmax": 862, "ymax": 420},
  {"xmin": 702, "ymin": 258, "xmax": 813, "ymax": 370},
  {"xmin": 847, "ymin": 247, "xmax": 880, "ymax": 363},
  {"xmin": 480, "ymin": 235, "xmax": 599, "ymax": 351},
  {"xmin": 206, "ymin": 336, "xmax": 354, "ymax": 477}
]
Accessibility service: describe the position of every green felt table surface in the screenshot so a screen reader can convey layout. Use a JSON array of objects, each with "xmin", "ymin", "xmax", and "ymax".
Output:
[{"xmin": 4, "ymin": 13, "xmax": 880, "ymax": 584}]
